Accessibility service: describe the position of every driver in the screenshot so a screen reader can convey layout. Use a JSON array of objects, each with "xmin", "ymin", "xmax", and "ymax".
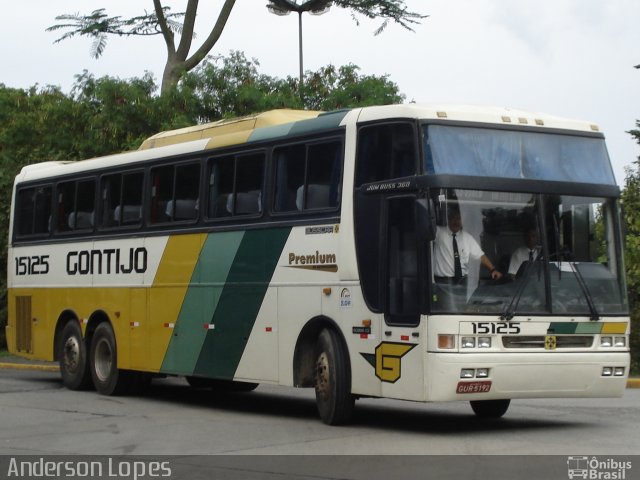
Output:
[
  {"xmin": 508, "ymin": 228, "xmax": 540, "ymax": 277},
  {"xmin": 433, "ymin": 208, "xmax": 503, "ymax": 284}
]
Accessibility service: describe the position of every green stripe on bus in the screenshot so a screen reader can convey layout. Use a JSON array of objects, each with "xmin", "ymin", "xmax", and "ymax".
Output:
[
  {"xmin": 548, "ymin": 322, "xmax": 578, "ymax": 334},
  {"xmin": 193, "ymin": 227, "xmax": 291, "ymax": 379},
  {"xmin": 575, "ymin": 323, "xmax": 603, "ymax": 334},
  {"xmin": 549, "ymin": 322, "xmax": 605, "ymax": 334},
  {"xmin": 160, "ymin": 231, "xmax": 244, "ymax": 374}
]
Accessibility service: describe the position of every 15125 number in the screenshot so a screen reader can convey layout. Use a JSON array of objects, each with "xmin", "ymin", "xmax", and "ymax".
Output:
[
  {"xmin": 471, "ymin": 321, "xmax": 521, "ymax": 335},
  {"xmin": 15, "ymin": 255, "xmax": 50, "ymax": 276}
]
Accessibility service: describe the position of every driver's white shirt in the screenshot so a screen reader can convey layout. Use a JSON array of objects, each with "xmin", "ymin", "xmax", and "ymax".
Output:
[
  {"xmin": 508, "ymin": 246, "xmax": 540, "ymax": 275},
  {"xmin": 433, "ymin": 225, "xmax": 484, "ymax": 278}
]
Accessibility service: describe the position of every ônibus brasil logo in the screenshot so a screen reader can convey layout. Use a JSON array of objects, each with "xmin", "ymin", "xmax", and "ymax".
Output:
[{"xmin": 567, "ymin": 456, "xmax": 632, "ymax": 480}]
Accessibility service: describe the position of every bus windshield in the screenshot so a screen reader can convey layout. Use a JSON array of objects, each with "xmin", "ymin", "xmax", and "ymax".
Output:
[
  {"xmin": 424, "ymin": 125, "xmax": 616, "ymax": 185},
  {"xmin": 428, "ymin": 189, "xmax": 628, "ymax": 317}
]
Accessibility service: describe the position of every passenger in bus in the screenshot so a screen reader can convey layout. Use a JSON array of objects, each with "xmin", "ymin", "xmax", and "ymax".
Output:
[
  {"xmin": 433, "ymin": 208, "xmax": 502, "ymax": 284},
  {"xmin": 508, "ymin": 227, "xmax": 540, "ymax": 277}
]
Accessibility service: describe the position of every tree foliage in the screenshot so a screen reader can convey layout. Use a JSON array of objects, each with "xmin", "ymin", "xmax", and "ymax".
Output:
[
  {"xmin": 48, "ymin": 1, "xmax": 426, "ymax": 93},
  {"xmin": 180, "ymin": 51, "xmax": 404, "ymax": 120},
  {"xmin": 622, "ymin": 121, "xmax": 640, "ymax": 372},
  {"xmin": 0, "ymin": 53, "xmax": 403, "ymax": 347}
]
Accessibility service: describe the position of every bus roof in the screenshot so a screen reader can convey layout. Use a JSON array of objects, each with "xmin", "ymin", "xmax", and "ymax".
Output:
[
  {"xmin": 138, "ymin": 109, "xmax": 322, "ymax": 150},
  {"xmin": 355, "ymin": 104, "xmax": 601, "ymax": 133},
  {"xmin": 15, "ymin": 104, "xmax": 602, "ymax": 184}
]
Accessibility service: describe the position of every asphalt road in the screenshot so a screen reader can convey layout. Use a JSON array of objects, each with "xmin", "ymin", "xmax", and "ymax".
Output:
[{"xmin": 0, "ymin": 366, "xmax": 638, "ymax": 457}]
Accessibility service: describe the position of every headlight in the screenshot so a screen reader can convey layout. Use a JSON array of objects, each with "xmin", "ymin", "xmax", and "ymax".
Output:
[
  {"xmin": 600, "ymin": 336, "xmax": 612, "ymax": 347},
  {"xmin": 478, "ymin": 337, "xmax": 492, "ymax": 348},
  {"xmin": 460, "ymin": 369, "xmax": 475, "ymax": 378},
  {"xmin": 614, "ymin": 337, "xmax": 626, "ymax": 347},
  {"xmin": 461, "ymin": 337, "xmax": 476, "ymax": 348}
]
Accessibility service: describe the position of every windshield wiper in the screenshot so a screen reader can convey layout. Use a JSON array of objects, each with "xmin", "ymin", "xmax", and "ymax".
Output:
[
  {"xmin": 568, "ymin": 261, "xmax": 600, "ymax": 321},
  {"xmin": 500, "ymin": 253, "xmax": 542, "ymax": 321}
]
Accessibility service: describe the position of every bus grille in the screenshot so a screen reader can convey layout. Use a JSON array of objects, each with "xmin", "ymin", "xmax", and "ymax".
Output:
[
  {"xmin": 502, "ymin": 336, "xmax": 593, "ymax": 349},
  {"xmin": 15, "ymin": 296, "xmax": 32, "ymax": 353}
]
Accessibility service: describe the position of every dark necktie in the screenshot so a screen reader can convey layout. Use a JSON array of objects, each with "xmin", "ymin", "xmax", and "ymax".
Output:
[
  {"xmin": 452, "ymin": 234, "xmax": 462, "ymax": 281},
  {"xmin": 529, "ymin": 249, "xmax": 534, "ymax": 262}
]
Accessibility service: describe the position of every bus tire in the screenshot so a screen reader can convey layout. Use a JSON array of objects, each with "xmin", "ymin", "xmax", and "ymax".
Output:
[
  {"xmin": 59, "ymin": 321, "xmax": 92, "ymax": 391},
  {"xmin": 89, "ymin": 322, "xmax": 131, "ymax": 396},
  {"xmin": 470, "ymin": 399, "xmax": 510, "ymax": 418},
  {"xmin": 314, "ymin": 328, "xmax": 354, "ymax": 425}
]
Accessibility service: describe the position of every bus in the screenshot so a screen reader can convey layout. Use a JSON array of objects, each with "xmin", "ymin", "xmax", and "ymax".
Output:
[{"xmin": 6, "ymin": 104, "xmax": 629, "ymax": 425}]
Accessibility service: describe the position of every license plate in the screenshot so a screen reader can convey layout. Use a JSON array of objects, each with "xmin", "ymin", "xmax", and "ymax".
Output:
[{"xmin": 456, "ymin": 381, "xmax": 492, "ymax": 394}]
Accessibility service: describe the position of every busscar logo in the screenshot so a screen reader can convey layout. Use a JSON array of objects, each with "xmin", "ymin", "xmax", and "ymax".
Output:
[
  {"xmin": 567, "ymin": 456, "xmax": 632, "ymax": 480},
  {"xmin": 361, "ymin": 342, "xmax": 416, "ymax": 383}
]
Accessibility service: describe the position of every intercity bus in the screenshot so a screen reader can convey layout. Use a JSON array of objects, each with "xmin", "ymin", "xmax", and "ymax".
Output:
[{"xmin": 6, "ymin": 105, "xmax": 629, "ymax": 424}]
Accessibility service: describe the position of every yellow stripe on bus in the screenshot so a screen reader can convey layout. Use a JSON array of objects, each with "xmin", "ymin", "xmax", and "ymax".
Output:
[
  {"xmin": 600, "ymin": 322, "xmax": 628, "ymax": 334},
  {"xmin": 132, "ymin": 234, "xmax": 207, "ymax": 371}
]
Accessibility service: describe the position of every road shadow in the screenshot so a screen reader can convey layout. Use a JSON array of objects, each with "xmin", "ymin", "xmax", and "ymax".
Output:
[
  {"xmin": 132, "ymin": 377, "xmax": 589, "ymax": 436},
  {"xmin": 3, "ymin": 369, "xmax": 593, "ymax": 435}
]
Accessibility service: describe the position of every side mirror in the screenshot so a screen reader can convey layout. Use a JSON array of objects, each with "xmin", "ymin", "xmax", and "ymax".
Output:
[{"xmin": 416, "ymin": 197, "xmax": 436, "ymax": 242}]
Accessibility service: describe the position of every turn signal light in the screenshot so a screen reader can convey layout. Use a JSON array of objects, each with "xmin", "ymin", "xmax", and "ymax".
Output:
[{"xmin": 438, "ymin": 334, "xmax": 455, "ymax": 349}]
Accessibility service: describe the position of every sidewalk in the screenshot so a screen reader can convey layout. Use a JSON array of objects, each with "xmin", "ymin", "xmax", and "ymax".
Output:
[{"xmin": 0, "ymin": 354, "xmax": 639, "ymax": 387}]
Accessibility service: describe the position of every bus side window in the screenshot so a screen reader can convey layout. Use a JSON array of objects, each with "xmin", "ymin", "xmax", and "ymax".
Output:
[
  {"xmin": 150, "ymin": 162, "xmax": 200, "ymax": 224},
  {"xmin": 356, "ymin": 122, "xmax": 417, "ymax": 187},
  {"xmin": 301, "ymin": 140, "xmax": 342, "ymax": 210},
  {"xmin": 101, "ymin": 172, "xmax": 143, "ymax": 228},
  {"xmin": 15, "ymin": 185, "xmax": 52, "ymax": 237},
  {"xmin": 170, "ymin": 163, "xmax": 200, "ymax": 220},
  {"xmin": 274, "ymin": 140, "xmax": 342, "ymax": 213},
  {"xmin": 208, "ymin": 152, "xmax": 265, "ymax": 218},
  {"xmin": 274, "ymin": 144, "xmax": 305, "ymax": 213},
  {"xmin": 56, "ymin": 179, "xmax": 95, "ymax": 233},
  {"xmin": 232, "ymin": 153, "xmax": 264, "ymax": 215},
  {"xmin": 208, "ymin": 156, "xmax": 234, "ymax": 218}
]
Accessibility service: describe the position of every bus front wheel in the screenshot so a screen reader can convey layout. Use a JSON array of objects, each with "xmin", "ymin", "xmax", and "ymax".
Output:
[
  {"xmin": 59, "ymin": 320, "xmax": 92, "ymax": 390},
  {"xmin": 314, "ymin": 329, "xmax": 354, "ymax": 425},
  {"xmin": 89, "ymin": 322, "xmax": 131, "ymax": 395},
  {"xmin": 470, "ymin": 399, "xmax": 510, "ymax": 418}
]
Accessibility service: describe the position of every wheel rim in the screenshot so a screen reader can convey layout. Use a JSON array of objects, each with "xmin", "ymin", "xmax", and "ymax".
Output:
[
  {"xmin": 315, "ymin": 351, "xmax": 330, "ymax": 399},
  {"xmin": 63, "ymin": 336, "xmax": 80, "ymax": 373},
  {"xmin": 94, "ymin": 337, "xmax": 113, "ymax": 383}
]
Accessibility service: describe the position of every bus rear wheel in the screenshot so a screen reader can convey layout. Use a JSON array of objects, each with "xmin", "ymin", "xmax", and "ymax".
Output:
[
  {"xmin": 470, "ymin": 399, "xmax": 510, "ymax": 418},
  {"xmin": 314, "ymin": 329, "xmax": 354, "ymax": 425},
  {"xmin": 59, "ymin": 320, "xmax": 92, "ymax": 390},
  {"xmin": 89, "ymin": 322, "xmax": 131, "ymax": 395}
]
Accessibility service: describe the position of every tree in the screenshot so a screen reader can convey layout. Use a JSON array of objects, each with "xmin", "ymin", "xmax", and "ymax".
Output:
[
  {"xmin": 622, "ymin": 121, "xmax": 640, "ymax": 373},
  {"xmin": 0, "ymin": 54, "xmax": 405, "ymax": 348},
  {"xmin": 179, "ymin": 51, "xmax": 404, "ymax": 120},
  {"xmin": 47, "ymin": 1, "xmax": 426, "ymax": 94}
]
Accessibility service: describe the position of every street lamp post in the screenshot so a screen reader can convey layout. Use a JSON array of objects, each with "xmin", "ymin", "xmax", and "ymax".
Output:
[{"xmin": 266, "ymin": 0, "xmax": 332, "ymax": 95}]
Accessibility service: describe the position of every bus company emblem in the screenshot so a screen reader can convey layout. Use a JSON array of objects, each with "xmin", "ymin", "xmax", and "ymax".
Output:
[
  {"xmin": 361, "ymin": 342, "xmax": 416, "ymax": 383},
  {"xmin": 286, "ymin": 251, "xmax": 338, "ymax": 272},
  {"xmin": 545, "ymin": 335, "xmax": 557, "ymax": 350}
]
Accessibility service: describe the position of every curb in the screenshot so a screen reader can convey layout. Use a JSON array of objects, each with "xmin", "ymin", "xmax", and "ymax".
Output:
[
  {"xmin": 627, "ymin": 378, "xmax": 640, "ymax": 389},
  {"xmin": 0, "ymin": 362, "xmax": 59, "ymax": 372}
]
